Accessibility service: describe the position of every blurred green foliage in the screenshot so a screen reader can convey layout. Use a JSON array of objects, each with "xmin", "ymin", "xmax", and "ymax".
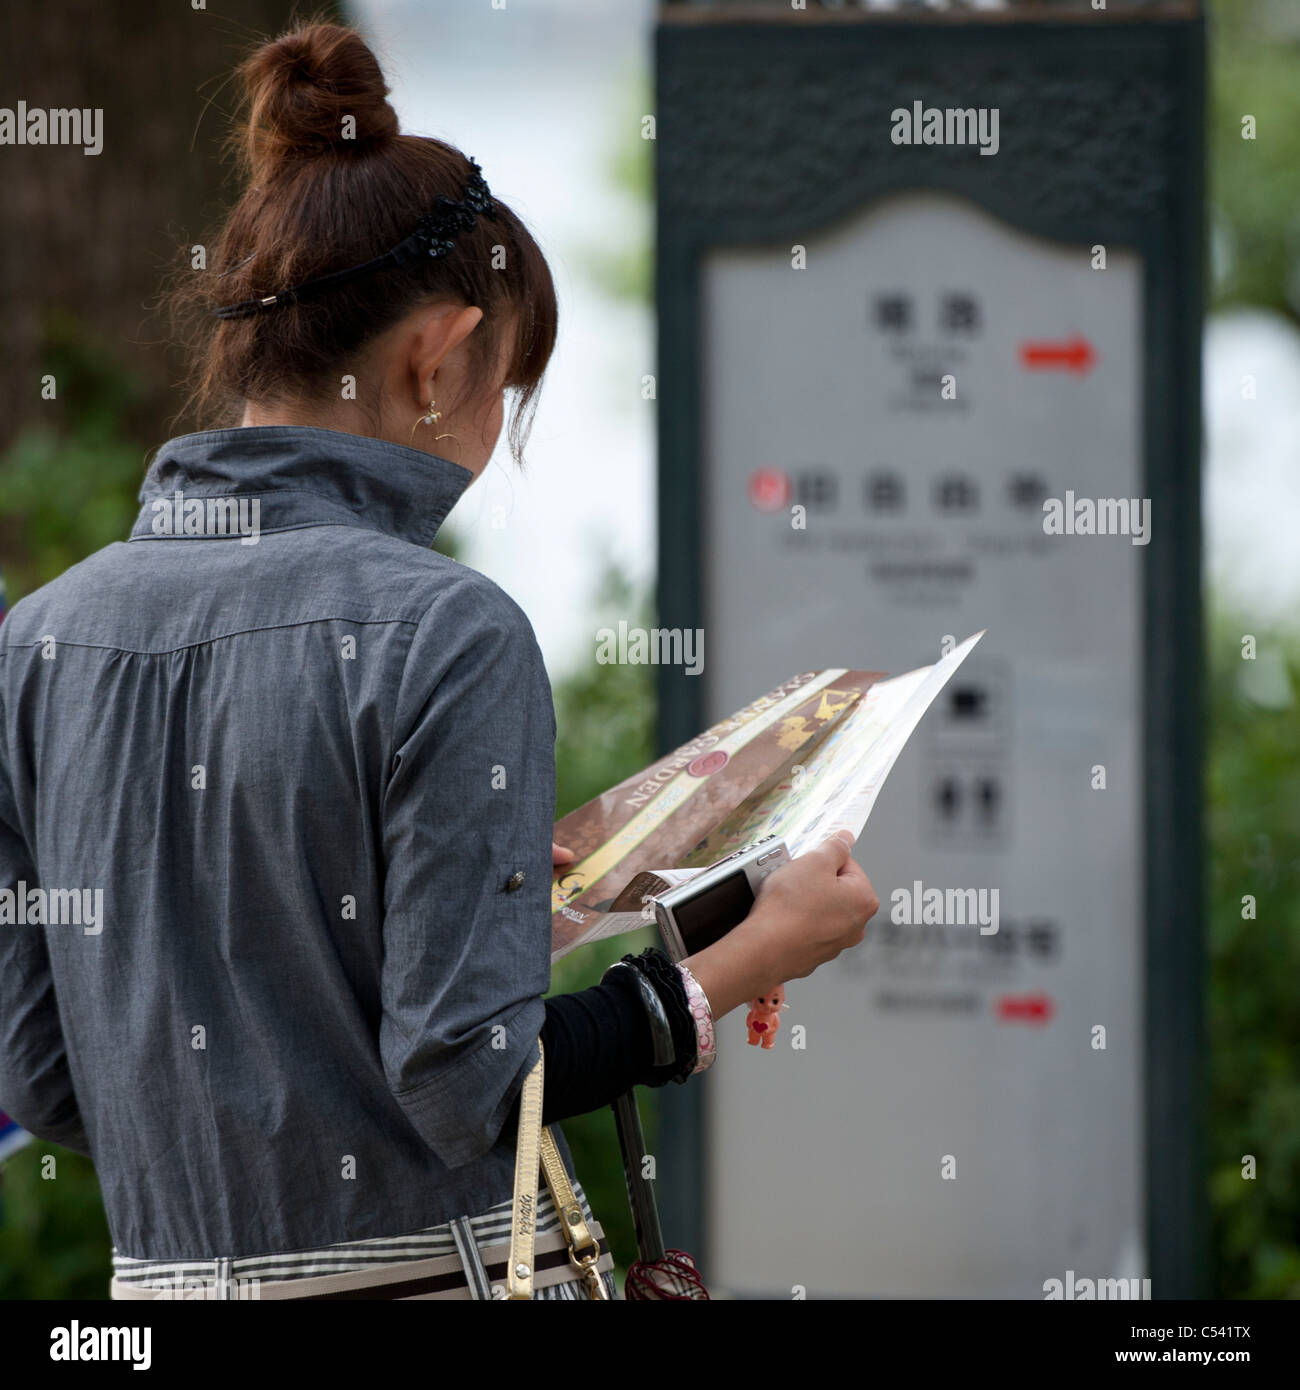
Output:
[
  {"xmin": 1203, "ymin": 0, "xmax": 1300, "ymax": 1298},
  {"xmin": 1209, "ymin": 0, "xmax": 1300, "ymax": 320},
  {"xmin": 0, "ymin": 1149, "xmax": 110, "ymax": 1300},
  {"xmin": 1206, "ymin": 621, "xmax": 1300, "ymax": 1298},
  {"xmin": 0, "ymin": 315, "xmax": 147, "ymax": 604}
]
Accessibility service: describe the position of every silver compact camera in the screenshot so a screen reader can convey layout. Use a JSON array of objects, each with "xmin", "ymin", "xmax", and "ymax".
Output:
[{"xmin": 653, "ymin": 836, "xmax": 790, "ymax": 963}]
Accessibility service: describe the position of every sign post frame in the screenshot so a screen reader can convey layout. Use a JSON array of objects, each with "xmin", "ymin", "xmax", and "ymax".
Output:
[{"xmin": 653, "ymin": 5, "xmax": 1206, "ymax": 1299}]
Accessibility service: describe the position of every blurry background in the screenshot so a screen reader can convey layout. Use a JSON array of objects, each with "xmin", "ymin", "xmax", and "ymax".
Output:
[{"xmin": 0, "ymin": 0, "xmax": 1296, "ymax": 1298}]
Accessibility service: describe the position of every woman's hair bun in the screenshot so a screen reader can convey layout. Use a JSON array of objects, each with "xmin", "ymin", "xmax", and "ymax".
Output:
[{"xmin": 239, "ymin": 22, "xmax": 400, "ymax": 181}]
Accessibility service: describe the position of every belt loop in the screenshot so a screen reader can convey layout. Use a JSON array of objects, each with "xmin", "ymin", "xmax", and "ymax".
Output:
[{"xmin": 451, "ymin": 1216, "xmax": 493, "ymax": 1300}]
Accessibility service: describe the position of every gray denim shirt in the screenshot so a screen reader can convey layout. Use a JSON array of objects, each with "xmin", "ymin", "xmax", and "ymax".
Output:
[{"xmin": 0, "ymin": 425, "xmax": 562, "ymax": 1260}]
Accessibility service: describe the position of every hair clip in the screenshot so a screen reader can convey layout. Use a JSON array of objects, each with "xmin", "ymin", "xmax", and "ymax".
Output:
[{"xmin": 211, "ymin": 159, "xmax": 495, "ymax": 320}]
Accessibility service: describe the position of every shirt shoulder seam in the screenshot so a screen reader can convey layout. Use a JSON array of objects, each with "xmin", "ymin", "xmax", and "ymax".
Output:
[{"xmin": 0, "ymin": 615, "xmax": 423, "ymax": 660}]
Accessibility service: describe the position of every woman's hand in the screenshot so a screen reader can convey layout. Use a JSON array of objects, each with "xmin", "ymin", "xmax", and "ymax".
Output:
[
  {"xmin": 741, "ymin": 831, "xmax": 878, "ymax": 985},
  {"xmin": 681, "ymin": 831, "xmax": 878, "ymax": 1020},
  {"xmin": 552, "ymin": 842, "xmax": 575, "ymax": 870}
]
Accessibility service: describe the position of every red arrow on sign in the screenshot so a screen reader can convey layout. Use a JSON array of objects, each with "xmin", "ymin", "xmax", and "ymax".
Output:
[
  {"xmin": 1019, "ymin": 335, "xmax": 1096, "ymax": 375},
  {"xmin": 996, "ymin": 993, "xmax": 1055, "ymax": 1025}
]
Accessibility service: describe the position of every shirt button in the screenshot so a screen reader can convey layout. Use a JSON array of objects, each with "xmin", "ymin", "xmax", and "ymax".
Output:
[{"xmin": 506, "ymin": 871, "xmax": 526, "ymax": 892}]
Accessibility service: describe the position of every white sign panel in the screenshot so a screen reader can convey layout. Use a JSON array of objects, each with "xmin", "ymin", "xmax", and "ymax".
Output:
[{"xmin": 699, "ymin": 191, "xmax": 1145, "ymax": 1299}]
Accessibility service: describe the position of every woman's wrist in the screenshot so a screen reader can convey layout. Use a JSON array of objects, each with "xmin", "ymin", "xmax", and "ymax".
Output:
[{"xmin": 680, "ymin": 917, "xmax": 778, "ymax": 1022}]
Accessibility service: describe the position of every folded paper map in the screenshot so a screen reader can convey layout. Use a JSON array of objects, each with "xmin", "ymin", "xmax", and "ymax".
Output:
[{"xmin": 551, "ymin": 631, "xmax": 984, "ymax": 960}]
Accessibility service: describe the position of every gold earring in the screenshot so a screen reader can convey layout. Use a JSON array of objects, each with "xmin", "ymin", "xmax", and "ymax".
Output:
[
  {"xmin": 432, "ymin": 431, "xmax": 463, "ymax": 466},
  {"xmin": 408, "ymin": 396, "xmax": 463, "ymax": 466},
  {"xmin": 409, "ymin": 397, "xmax": 442, "ymax": 446}
]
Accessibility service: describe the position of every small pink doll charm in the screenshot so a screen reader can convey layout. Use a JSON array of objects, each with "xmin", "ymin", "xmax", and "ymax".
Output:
[{"xmin": 746, "ymin": 985, "xmax": 787, "ymax": 1049}]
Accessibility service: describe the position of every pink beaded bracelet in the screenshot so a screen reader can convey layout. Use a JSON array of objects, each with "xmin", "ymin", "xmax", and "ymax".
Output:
[{"xmin": 675, "ymin": 963, "xmax": 716, "ymax": 1075}]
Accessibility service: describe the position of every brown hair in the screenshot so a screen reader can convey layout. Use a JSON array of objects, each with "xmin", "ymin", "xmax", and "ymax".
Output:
[{"xmin": 169, "ymin": 20, "xmax": 557, "ymax": 464}]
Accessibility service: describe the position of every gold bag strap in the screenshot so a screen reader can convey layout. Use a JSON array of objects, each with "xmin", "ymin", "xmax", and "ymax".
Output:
[
  {"xmin": 506, "ymin": 1039, "xmax": 610, "ymax": 1301},
  {"xmin": 506, "ymin": 1041, "xmax": 546, "ymax": 1299},
  {"xmin": 540, "ymin": 1128, "xmax": 608, "ymax": 1298}
]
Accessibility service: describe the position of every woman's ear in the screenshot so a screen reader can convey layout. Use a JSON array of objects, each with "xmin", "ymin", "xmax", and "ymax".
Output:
[{"xmin": 408, "ymin": 305, "xmax": 484, "ymax": 408}]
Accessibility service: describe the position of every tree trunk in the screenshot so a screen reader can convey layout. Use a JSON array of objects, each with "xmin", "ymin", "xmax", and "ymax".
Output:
[{"xmin": 0, "ymin": 0, "xmax": 342, "ymax": 448}]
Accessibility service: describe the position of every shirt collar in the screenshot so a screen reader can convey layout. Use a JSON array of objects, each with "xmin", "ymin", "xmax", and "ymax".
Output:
[{"xmin": 129, "ymin": 425, "xmax": 475, "ymax": 549}]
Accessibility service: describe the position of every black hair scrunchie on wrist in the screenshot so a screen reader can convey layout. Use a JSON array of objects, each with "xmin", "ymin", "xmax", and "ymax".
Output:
[{"xmin": 619, "ymin": 947, "xmax": 698, "ymax": 1085}]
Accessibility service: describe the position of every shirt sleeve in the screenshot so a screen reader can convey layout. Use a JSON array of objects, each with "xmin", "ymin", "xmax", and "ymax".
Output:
[
  {"xmin": 0, "ymin": 674, "xmax": 92, "ymax": 1158},
  {"xmin": 377, "ymin": 570, "xmax": 555, "ymax": 1169}
]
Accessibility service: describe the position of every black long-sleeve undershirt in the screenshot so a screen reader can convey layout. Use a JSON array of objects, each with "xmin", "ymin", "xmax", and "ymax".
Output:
[{"xmin": 504, "ymin": 961, "xmax": 696, "ymax": 1131}]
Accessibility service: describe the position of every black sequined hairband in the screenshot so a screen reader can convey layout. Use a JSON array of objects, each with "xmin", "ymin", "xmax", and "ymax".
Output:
[{"xmin": 211, "ymin": 159, "xmax": 495, "ymax": 321}]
